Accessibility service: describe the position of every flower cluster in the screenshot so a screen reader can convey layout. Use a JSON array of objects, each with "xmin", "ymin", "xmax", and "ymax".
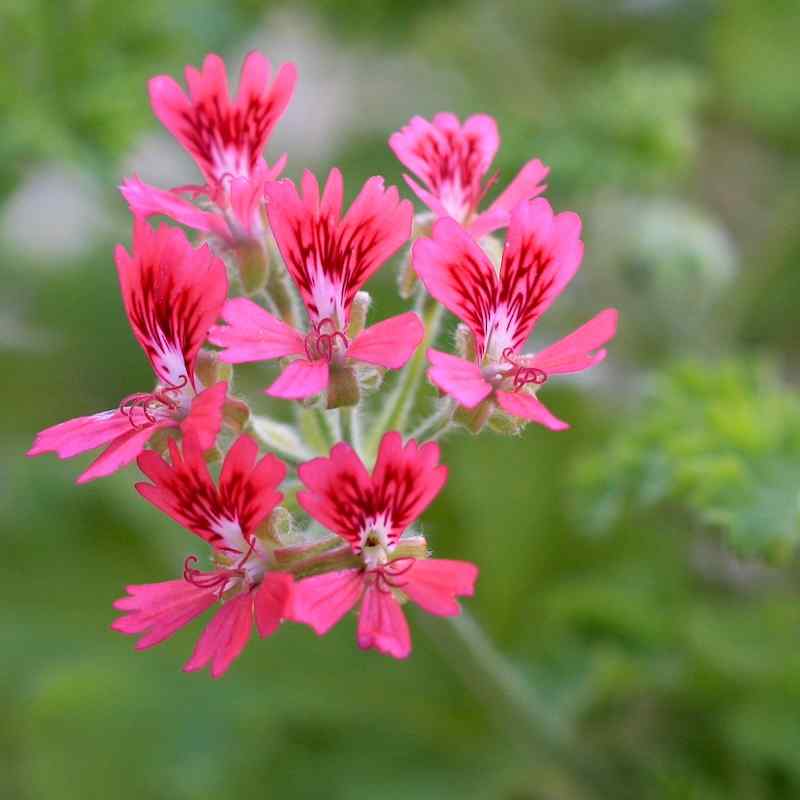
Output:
[{"xmin": 28, "ymin": 52, "xmax": 618, "ymax": 677}]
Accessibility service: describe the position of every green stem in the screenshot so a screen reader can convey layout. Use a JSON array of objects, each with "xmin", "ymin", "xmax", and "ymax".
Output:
[
  {"xmin": 366, "ymin": 299, "xmax": 444, "ymax": 460},
  {"xmin": 339, "ymin": 406, "xmax": 361, "ymax": 455},
  {"xmin": 420, "ymin": 609, "xmax": 605, "ymax": 794},
  {"xmin": 408, "ymin": 399, "xmax": 455, "ymax": 442}
]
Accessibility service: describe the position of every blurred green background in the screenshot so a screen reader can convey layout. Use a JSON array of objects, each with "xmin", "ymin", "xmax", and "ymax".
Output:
[{"xmin": 3, "ymin": 1, "xmax": 800, "ymax": 797}]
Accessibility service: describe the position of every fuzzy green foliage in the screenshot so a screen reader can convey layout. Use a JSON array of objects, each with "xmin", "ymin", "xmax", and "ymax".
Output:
[{"xmin": 575, "ymin": 361, "xmax": 800, "ymax": 562}]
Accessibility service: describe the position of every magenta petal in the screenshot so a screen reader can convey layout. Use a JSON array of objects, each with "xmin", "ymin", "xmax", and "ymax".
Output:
[
  {"xmin": 112, "ymin": 579, "xmax": 217, "ymax": 650},
  {"xmin": 530, "ymin": 308, "xmax": 618, "ymax": 375},
  {"xmin": 291, "ymin": 569, "xmax": 363, "ymax": 635},
  {"xmin": 348, "ymin": 312, "xmax": 424, "ymax": 369},
  {"xmin": 28, "ymin": 409, "xmax": 136, "ymax": 459},
  {"xmin": 76, "ymin": 420, "xmax": 172, "ymax": 484},
  {"xmin": 402, "ymin": 174, "xmax": 449, "ymax": 218},
  {"xmin": 357, "ymin": 584, "xmax": 411, "ymax": 659},
  {"xmin": 266, "ymin": 359, "xmax": 329, "ymax": 400},
  {"xmin": 495, "ymin": 390, "xmax": 569, "ymax": 431},
  {"xmin": 119, "ymin": 176, "xmax": 225, "ymax": 236},
  {"xmin": 209, "ymin": 298, "xmax": 305, "ymax": 363},
  {"xmin": 183, "ymin": 592, "xmax": 254, "ymax": 679},
  {"xmin": 254, "ymin": 572, "xmax": 293, "ymax": 638},
  {"xmin": 180, "ymin": 381, "xmax": 227, "ymax": 450},
  {"xmin": 401, "ymin": 559, "xmax": 478, "ymax": 616},
  {"xmin": 427, "ymin": 349, "xmax": 493, "ymax": 409}
]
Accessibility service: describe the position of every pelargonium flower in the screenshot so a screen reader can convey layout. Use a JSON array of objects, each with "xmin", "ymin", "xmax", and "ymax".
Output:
[
  {"xmin": 113, "ymin": 434, "xmax": 293, "ymax": 678},
  {"xmin": 413, "ymin": 199, "xmax": 618, "ymax": 430},
  {"xmin": 209, "ymin": 169, "xmax": 424, "ymax": 404},
  {"xmin": 291, "ymin": 432, "xmax": 478, "ymax": 659},
  {"xmin": 121, "ymin": 52, "xmax": 297, "ymax": 248},
  {"xmin": 389, "ymin": 112, "xmax": 548, "ymax": 238},
  {"xmin": 28, "ymin": 219, "xmax": 228, "ymax": 483}
]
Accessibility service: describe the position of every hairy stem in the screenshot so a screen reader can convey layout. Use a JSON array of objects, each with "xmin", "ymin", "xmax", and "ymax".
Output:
[{"xmin": 339, "ymin": 405, "xmax": 362, "ymax": 455}]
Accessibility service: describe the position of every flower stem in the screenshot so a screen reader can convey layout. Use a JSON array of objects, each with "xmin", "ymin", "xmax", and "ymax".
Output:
[
  {"xmin": 419, "ymin": 608, "xmax": 605, "ymax": 794},
  {"xmin": 408, "ymin": 399, "xmax": 455, "ymax": 442},
  {"xmin": 365, "ymin": 297, "xmax": 444, "ymax": 459},
  {"xmin": 339, "ymin": 405, "xmax": 361, "ymax": 455}
]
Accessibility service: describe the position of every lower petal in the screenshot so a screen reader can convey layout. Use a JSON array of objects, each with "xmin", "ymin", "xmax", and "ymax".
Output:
[
  {"xmin": 401, "ymin": 559, "xmax": 478, "ymax": 616},
  {"xmin": 254, "ymin": 572, "xmax": 294, "ymax": 638},
  {"xmin": 291, "ymin": 569, "xmax": 363, "ymax": 635},
  {"xmin": 495, "ymin": 390, "xmax": 569, "ymax": 431},
  {"xmin": 427, "ymin": 349, "xmax": 493, "ymax": 409},
  {"xmin": 28, "ymin": 409, "xmax": 135, "ymax": 459},
  {"xmin": 267, "ymin": 359, "xmax": 329, "ymax": 400},
  {"xmin": 76, "ymin": 420, "xmax": 172, "ymax": 484},
  {"xmin": 183, "ymin": 592, "xmax": 254, "ymax": 679},
  {"xmin": 357, "ymin": 585, "xmax": 411, "ymax": 659},
  {"xmin": 348, "ymin": 312, "xmax": 424, "ymax": 369},
  {"xmin": 180, "ymin": 381, "xmax": 227, "ymax": 450}
]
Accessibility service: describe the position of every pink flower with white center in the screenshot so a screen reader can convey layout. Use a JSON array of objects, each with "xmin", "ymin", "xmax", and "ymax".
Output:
[
  {"xmin": 113, "ymin": 434, "xmax": 293, "ymax": 678},
  {"xmin": 413, "ymin": 199, "xmax": 618, "ymax": 430},
  {"xmin": 389, "ymin": 112, "xmax": 549, "ymax": 238},
  {"xmin": 120, "ymin": 51, "xmax": 297, "ymax": 247},
  {"xmin": 209, "ymin": 169, "xmax": 425, "ymax": 401},
  {"xmin": 291, "ymin": 432, "xmax": 478, "ymax": 659},
  {"xmin": 27, "ymin": 219, "xmax": 229, "ymax": 483}
]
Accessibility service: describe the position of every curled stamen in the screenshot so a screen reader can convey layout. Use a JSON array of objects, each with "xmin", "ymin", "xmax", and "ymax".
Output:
[
  {"xmin": 117, "ymin": 375, "xmax": 189, "ymax": 430},
  {"xmin": 501, "ymin": 348, "xmax": 548, "ymax": 391},
  {"xmin": 183, "ymin": 555, "xmax": 243, "ymax": 597},
  {"xmin": 303, "ymin": 319, "xmax": 350, "ymax": 363},
  {"xmin": 371, "ymin": 558, "xmax": 417, "ymax": 593}
]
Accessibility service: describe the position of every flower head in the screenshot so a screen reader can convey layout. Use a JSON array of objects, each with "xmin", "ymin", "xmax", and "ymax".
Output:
[
  {"xmin": 209, "ymin": 169, "xmax": 423, "ymax": 403},
  {"xmin": 413, "ymin": 199, "xmax": 618, "ymax": 430},
  {"xmin": 389, "ymin": 112, "xmax": 548, "ymax": 237},
  {"xmin": 28, "ymin": 219, "xmax": 229, "ymax": 482},
  {"xmin": 113, "ymin": 434, "xmax": 293, "ymax": 678},
  {"xmin": 121, "ymin": 51, "xmax": 297, "ymax": 247},
  {"xmin": 291, "ymin": 432, "xmax": 478, "ymax": 658}
]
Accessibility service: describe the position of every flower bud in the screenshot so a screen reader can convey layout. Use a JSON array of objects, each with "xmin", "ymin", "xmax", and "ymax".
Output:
[
  {"xmin": 454, "ymin": 323, "xmax": 477, "ymax": 361},
  {"xmin": 233, "ymin": 239, "xmax": 270, "ymax": 294},
  {"xmin": 326, "ymin": 364, "xmax": 360, "ymax": 409},
  {"xmin": 454, "ymin": 398, "xmax": 493, "ymax": 434},
  {"xmin": 223, "ymin": 396, "xmax": 251, "ymax": 433},
  {"xmin": 195, "ymin": 349, "xmax": 234, "ymax": 390},
  {"xmin": 398, "ymin": 213, "xmax": 434, "ymax": 298},
  {"xmin": 348, "ymin": 291, "xmax": 371, "ymax": 338}
]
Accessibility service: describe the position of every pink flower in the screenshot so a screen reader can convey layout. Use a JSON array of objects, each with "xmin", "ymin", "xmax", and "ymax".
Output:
[
  {"xmin": 120, "ymin": 52, "xmax": 297, "ymax": 246},
  {"xmin": 113, "ymin": 435, "xmax": 293, "ymax": 678},
  {"xmin": 28, "ymin": 219, "xmax": 229, "ymax": 483},
  {"xmin": 413, "ymin": 199, "xmax": 618, "ymax": 430},
  {"xmin": 389, "ymin": 112, "xmax": 548, "ymax": 237},
  {"xmin": 291, "ymin": 432, "xmax": 478, "ymax": 659},
  {"xmin": 209, "ymin": 169, "xmax": 424, "ymax": 401}
]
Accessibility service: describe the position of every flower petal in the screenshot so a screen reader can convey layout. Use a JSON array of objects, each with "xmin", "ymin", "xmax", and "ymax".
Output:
[
  {"xmin": 529, "ymin": 309, "xmax": 618, "ymax": 375},
  {"xmin": 28, "ymin": 409, "xmax": 138, "ymax": 459},
  {"xmin": 183, "ymin": 591, "xmax": 254, "ymax": 678},
  {"xmin": 498, "ymin": 198, "xmax": 584, "ymax": 351},
  {"xmin": 115, "ymin": 218, "xmax": 228, "ymax": 388},
  {"xmin": 76, "ymin": 420, "xmax": 172, "ymax": 484},
  {"xmin": 469, "ymin": 158, "xmax": 549, "ymax": 237},
  {"xmin": 412, "ymin": 217, "xmax": 497, "ymax": 354},
  {"xmin": 400, "ymin": 558, "xmax": 478, "ymax": 616},
  {"xmin": 371, "ymin": 432, "xmax": 448, "ymax": 545},
  {"xmin": 266, "ymin": 169, "xmax": 412, "ymax": 323},
  {"xmin": 357, "ymin": 584, "xmax": 411, "ymax": 659},
  {"xmin": 149, "ymin": 52, "xmax": 296, "ymax": 184},
  {"xmin": 495, "ymin": 390, "xmax": 569, "ymax": 431},
  {"xmin": 348, "ymin": 312, "xmax": 424, "ymax": 369},
  {"xmin": 291, "ymin": 569, "xmax": 363, "ymax": 635},
  {"xmin": 119, "ymin": 176, "xmax": 226, "ymax": 235},
  {"xmin": 209, "ymin": 297, "xmax": 306, "ymax": 364},
  {"xmin": 254, "ymin": 572, "xmax": 294, "ymax": 638},
  {"xmin": 426, "ymin": 349, "xmax": 493, "ymax": 409},
  {"xmin": 266, "ymin": 359, "xmax": 330, "ymax": 400},
  {"xmin": 112, "ymin": 579, "xmax": 217, "ymax": 650},
  {"xmin": 297, "ymin": 443, "xmax": 372, "ymax": 544},
  {"xmin": 180, "ymin": 381, "xmax": 226, "ymax": 450}
]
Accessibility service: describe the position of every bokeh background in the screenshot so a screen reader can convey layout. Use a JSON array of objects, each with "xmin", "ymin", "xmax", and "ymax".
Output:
[{"xmin": 3, "ymin": 1, "xmax": 800, "ymax": 798}]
